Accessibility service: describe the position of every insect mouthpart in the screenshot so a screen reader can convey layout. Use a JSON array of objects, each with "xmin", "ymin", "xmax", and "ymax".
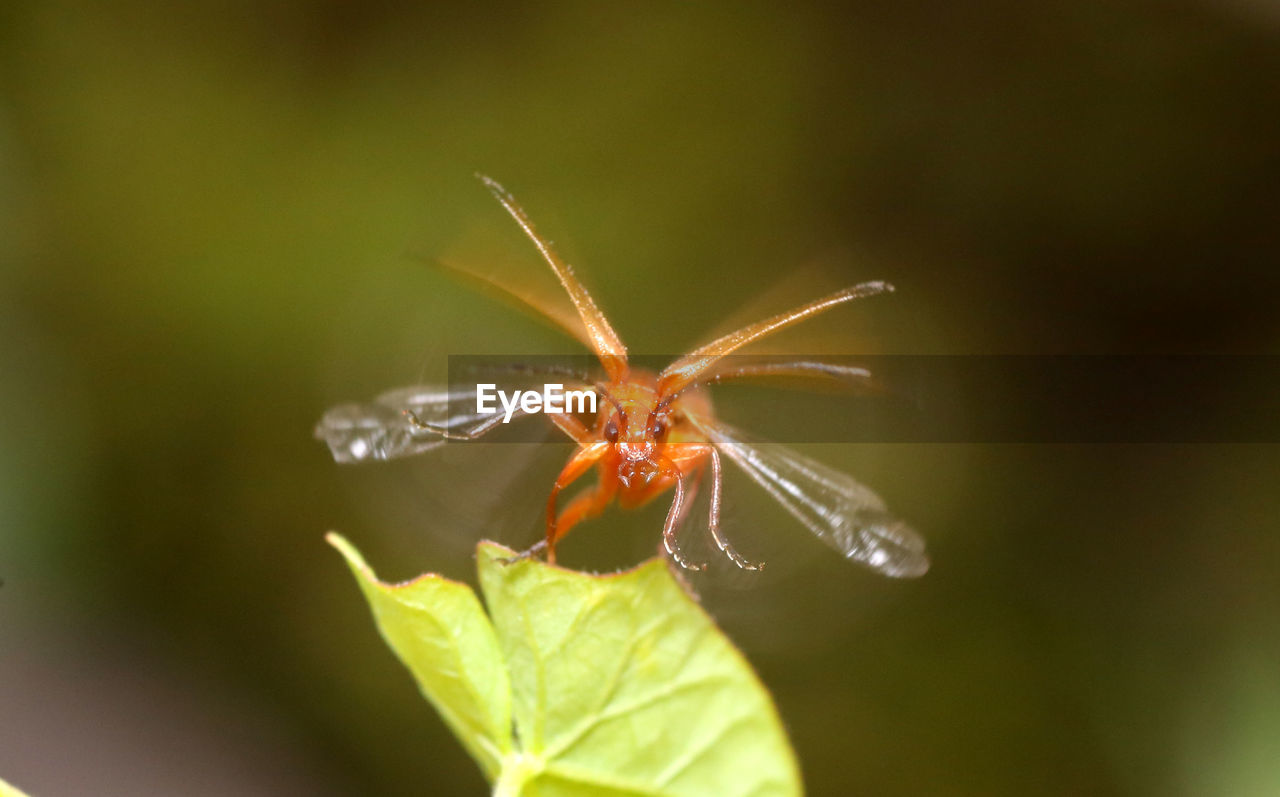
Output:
[
  {"xmin": 617, "ymin": 440, "xmax": 655, "ymax": 462},
  {"xmin": 617, "ymin": 457, "xmax": 659, "ymax": 488}
]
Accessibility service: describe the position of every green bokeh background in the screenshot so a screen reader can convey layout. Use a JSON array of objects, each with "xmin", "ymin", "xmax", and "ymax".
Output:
[{"xmin": 2, "ymin": 2, "xmax": 1278, "ymax": 795}]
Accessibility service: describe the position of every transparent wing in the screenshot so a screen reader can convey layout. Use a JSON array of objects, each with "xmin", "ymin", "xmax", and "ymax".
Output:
[
  {"xmin": 314, "ymin": 385, "xmax": 531, "ymax": 463},
  {"xmin": 689, "ymin": 415, "xmax": 929, "ymax": 578}
]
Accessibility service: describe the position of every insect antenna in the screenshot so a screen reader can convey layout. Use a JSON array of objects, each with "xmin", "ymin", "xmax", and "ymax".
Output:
[{"xmin": 592, "ymin": 382, "xmax": 629, "ymax": 428}]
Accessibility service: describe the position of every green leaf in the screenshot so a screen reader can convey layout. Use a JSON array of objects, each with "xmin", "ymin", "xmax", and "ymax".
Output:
[
  {"xmin": 329, "ymin": 533, "xmax": 512, "ymax": 779},
  {"xmin": 0, "ymin": 777, "xmax": 33, "ymax": 797},
  {"xmin": 331, "ymin": 534, "xmax": 802, "ymax": 797}
]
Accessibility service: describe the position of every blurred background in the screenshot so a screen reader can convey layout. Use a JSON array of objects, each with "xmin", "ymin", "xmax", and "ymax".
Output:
[{"xmin": 2, "ymin": 1, "xmax": 1278, "ymax": 795}]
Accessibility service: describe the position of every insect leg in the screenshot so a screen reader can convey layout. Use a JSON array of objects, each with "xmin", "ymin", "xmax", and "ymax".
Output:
[
  {"xmin": 705, "ymin": 446, "xmax": 764, "ymax": 571},
  {"xmin": 504, "ymin": 464, "xmax": 615, "ymax": 567},
  {"xmin": 544, "ymin": 441, "xmax": 610, "ymax": 563},
  {"xmin": 669, "ymin": 463, "xmax": 704, "ymax": 532},
  {"xmin": 403, "ymin": 409, "xmax": 507, "ymax": 440},
  {"xmin": 405, "ymin": 401, "xmax": 592, "ymax": 445},
  {"xmin": 658, "ymin": 459, "xmax": 706, "ymax": 571},
  {"xmin": 553, "ymin": 474, "xmax": 619, "ymax": 539}
]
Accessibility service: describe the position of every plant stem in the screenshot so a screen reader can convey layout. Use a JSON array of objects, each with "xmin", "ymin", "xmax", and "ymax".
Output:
[{"xmin": 492, "ymin": 753, "xmax": 536, "ymax": 797}]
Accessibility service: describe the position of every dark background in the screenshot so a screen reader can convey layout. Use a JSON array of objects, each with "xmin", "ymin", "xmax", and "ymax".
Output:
[{"xmin": 1, "ymin": 2, "xmax": 1278, "ymax": 795}]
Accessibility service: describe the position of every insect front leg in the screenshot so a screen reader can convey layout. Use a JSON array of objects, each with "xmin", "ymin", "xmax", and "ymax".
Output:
[
  {"xmin": 543, "ymin": 441, "xmax": 610, "ymax": 564},
  {"xmin": 553, "ymin": 470, "xmax": 619, "ymax": 541}
]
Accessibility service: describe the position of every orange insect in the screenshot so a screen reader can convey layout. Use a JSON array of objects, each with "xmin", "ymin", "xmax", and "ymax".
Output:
[{"xmin": 316, "ymin": 176, "xmax": 928, "ymax": 577}]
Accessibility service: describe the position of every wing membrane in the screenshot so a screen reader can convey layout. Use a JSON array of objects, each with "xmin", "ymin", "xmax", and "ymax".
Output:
[
  {"xmin": 690, "ymin": 415, "xmax": 929, "ymax": 578},
  {"xmin": 315, "ymin": 386, "xmax": 526, "ymax": 463}
]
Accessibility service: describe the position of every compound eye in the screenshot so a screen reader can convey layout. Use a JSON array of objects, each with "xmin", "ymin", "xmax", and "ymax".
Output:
[
  {"xmin": 650, "ymin": 418, "xmax": 668, "ymax": 441},
  {"xmin": 604, "ymin": 418, "xmax": 619, "ymax": 443}
]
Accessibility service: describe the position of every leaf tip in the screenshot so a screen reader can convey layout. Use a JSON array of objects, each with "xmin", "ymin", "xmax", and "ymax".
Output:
[
  {"xmin": 475, "ymin": 539, "xmax": 520, "ymax": 569},
  {"xmin": 326, "ymin": 531, "xmax": 377, "ymax": 580}
]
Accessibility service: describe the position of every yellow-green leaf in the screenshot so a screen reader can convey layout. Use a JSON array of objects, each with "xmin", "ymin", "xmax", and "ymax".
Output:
[
  {"xmin": 329, "ymin": 533, "xmax": 512, "ymax": 779},
  {"xmin": 333, "ymin": 535, "xmax": 802, "ymax": 797},
  {"xmin": 0, "ymin": 776, "xmax": 32, "ymax": 797},
  {"xmin": 477, "ymin": 543, "xmax": 801, "ymax": 797}
]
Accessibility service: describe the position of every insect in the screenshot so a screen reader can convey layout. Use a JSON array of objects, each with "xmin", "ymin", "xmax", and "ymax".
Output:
[{"xmin": 315, "ymin": 176, "xmax": 929, "ymax": 577}]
